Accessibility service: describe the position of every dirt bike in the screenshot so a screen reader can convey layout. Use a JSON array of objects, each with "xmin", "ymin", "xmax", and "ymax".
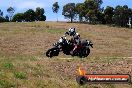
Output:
[{"xmin": 46, "ymin": 36, "xmax": 93, "ymax": 58}]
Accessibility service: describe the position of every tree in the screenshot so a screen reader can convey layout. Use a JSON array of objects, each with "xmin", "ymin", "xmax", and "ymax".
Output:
[
  {"xmin": 84, "ymin": 0, "xmax": 103, "ymax": 24},
  {"xmin": 112, "ymin": 5, "xmax": 122, "ymax": 26},
  {"xmin": 24, "ymin": 9, "xmax": 36, "ymax": 22},
  {"xmin": 12, "ymin": 13, "xmax": 24, "ymax": 22},
  {"xmin": 35, "ymin": 7, "xmax": 46, "ymax": 21},
  {"xmin": 0, "ymin": 9, "xmax": 3, "ymax": 17},
  {"xmin": 104, "ymin": 6, "xmax": 114, "ymax": 24},
  {"xmin": 0, "ymin": 10, "xmax": 8, "ymax": 22},
  {"xmin": 113, "ymin": 5, "xmax": 130, "ymax": 27},
  {"xmin": 122, "ymin": 5, "xmax": 131, "ymax": 27},
  {"xmin": 62, "ymin": 3, "xmax": 76, "ymax": 23},
  {"xmin": 96, "ymin": 11, "xmax": 105, "ymax": 24},
  {"xmin": 52, "ymin": 2, "xmax": 59, "ymax": 22},
  {"xmin": 86, "ymin": 10, "xmax": 97, "ymax": 24},
  {"xmin": 7, "ymin": 7, "xmax": 15, "ymax": 21},
  {"xmin": 0, "ymin": 16, "xmax": 8, "ymax": 22},
  {"xmin": 0, "ymin": 17, "xmax": 5, "ymax": 22},
  {"xmin": 5, "ymin": 15, "xmax": 9, "ymax": 22},
  {"xmin": 76, "ymin": 3, "xmax": 86, "ymax": 22},
  {"xmin": 95, "ymin": 0, "xmax": 103, "ymax": 9},
  {"xmin": 11, "ymin": 8, "xmax": 46, "ymax": 22}
]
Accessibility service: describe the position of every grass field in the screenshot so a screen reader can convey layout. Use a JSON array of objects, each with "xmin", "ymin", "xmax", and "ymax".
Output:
[{"xmin": 0, "ymin": 22, "xmax": 132, "ymax": 88}]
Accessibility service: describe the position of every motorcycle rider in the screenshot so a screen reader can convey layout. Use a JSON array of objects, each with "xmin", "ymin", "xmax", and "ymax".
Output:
[{"xmin": 63, "ymin": 27, "xmax": 81, "ymax": 55}]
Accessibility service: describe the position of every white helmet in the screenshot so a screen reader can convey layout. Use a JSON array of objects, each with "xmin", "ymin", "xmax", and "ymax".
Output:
[
  {"xmin": 69, "ymin": 28, "xmax": 75, "ymax": 32},
  {"xmin": 68, "ymin": 28, "xmax": 76, "ymax": 36}
]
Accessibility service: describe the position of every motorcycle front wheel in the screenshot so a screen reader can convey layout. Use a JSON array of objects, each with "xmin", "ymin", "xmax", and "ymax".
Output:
[
  {"xmin": 79, "ymin": 48, "xmax": 90, "ymax": 58},
  {"xmin": 46, "ymin": 47, "xmax": 60, "ymax": 58},
  {"xmin": 84, "ymin": 48, "xmax": 90, "ymax": 57},
  {"xmin": 76, "ymin": 76, "xmax": 87, "ymax": 85}
]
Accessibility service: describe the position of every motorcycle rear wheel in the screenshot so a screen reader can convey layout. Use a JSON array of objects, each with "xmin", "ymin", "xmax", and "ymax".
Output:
[{"xmin": 79, "ymin": 48, "xmax": 90, "ymax": 58}]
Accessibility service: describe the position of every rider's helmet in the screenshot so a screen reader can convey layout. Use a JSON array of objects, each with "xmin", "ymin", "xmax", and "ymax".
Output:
[{"xmin": 68, "ymin": 28, "xmax": 76, "ymax": 36}]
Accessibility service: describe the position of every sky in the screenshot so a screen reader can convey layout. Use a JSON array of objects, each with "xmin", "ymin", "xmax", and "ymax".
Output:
[{"xmin": 0, "ymin": 0, "xmax": 132, "ymax": 21}]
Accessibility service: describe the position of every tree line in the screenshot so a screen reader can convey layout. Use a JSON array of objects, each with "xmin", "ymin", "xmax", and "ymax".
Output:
[
  {"xmin": 62, "ymin": 0, "xmax": 132, "ymax": 28},
  {"xmin": 0, "ymin": 7, "xmax": 46, "ymax": 22},
  {"xmin": 0, "ymin": 0, "xmax": 132, "ymax": 28}
]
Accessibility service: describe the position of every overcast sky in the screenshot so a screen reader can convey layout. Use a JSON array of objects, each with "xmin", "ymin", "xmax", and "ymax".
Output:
[{"xmin": 0, "ymin": 0, "xmax": 132, "ymax": 21}]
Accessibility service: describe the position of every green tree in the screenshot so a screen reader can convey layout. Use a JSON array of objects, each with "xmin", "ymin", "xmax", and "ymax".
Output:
[
  {"xmin": 113, "ymin": 5, "xmax": 131, "ymax": 27},
  {"xmin": 122, "ymin": 5, "xmax": 131, "ymax": 27},
  {"xmin": 35, "ymin": 7, "xmax": 46, "ymax": 21},
  {"xmin": 12, "ymin": 13, "xmax": 24, "ymax": 22},
  {"xmin": 84, "ymin": 0, "xmax": 103, "ymax": 24},
  {"xmin": 76, "ymin": 3, "xmax": 86, "ymax": 22},
  {"xmin": 52, "ymin": 2, "xmax": 59, "ymax": 22},
  {"xmin": 86, "ymin": 10, "xmax": 97, "ymax": 24},
  {"xmin": 112, "ymin": 6, "xmax": 121, "ymax": 26},
  {"xmin": 104, "ymin": 6, "xmax": 114, "ymax": 24},
  {"xmin": 96, "ymin": 11, "xmax": 105, "ymax": 24},
  {"xmin": 24, "ymin": 9, "xmax": 36, "ymax": 22},
  {"xmin": 7, "ymin": 7, "xmax": 15, "ymax": 21},
  {"xmin": 62, "ymin": 3, "xmax": 76, "ymax": 23},
  {"xmin": 0, "ymin": 16, "xmax": 8, "ymax": 22},
  {"xmin": 0, "ymin": 17, "xmax": 5, "ymax": 22}
]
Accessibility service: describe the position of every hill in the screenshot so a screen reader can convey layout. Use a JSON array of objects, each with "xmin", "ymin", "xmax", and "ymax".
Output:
[{"xmin": 0, "ymin": 22, "xmax": 132, "ymax": 88}]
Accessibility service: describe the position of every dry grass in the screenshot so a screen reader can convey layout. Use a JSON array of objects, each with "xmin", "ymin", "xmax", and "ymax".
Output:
[
  {"xmin": 0, "ymin": 22, "xmax": 132, "ymax": 88},
  {"xmin": 1, "ymin": 22, "xmax": 132, "ymax": 57}
]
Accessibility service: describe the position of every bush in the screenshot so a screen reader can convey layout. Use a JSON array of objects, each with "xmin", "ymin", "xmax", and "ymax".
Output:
[
  {"xmin": 12, "ymin": 13, "xmax": 24, "ymax": 22},
  {"xmin": 0, "ymin": 80, "xmax": 15, "ymax": 88},
  {"xmin": 14, "ymin": 72, "xmax": 27, "ymax": 79},
  {"xmin": 2, "ymin": 62, "xmax": 14, "ymax": 69}
]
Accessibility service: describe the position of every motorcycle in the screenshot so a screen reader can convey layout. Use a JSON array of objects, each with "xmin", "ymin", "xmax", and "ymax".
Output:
[{"xmin": 46, "ymin": 36, "xmax": 93, "ymax": 58}]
